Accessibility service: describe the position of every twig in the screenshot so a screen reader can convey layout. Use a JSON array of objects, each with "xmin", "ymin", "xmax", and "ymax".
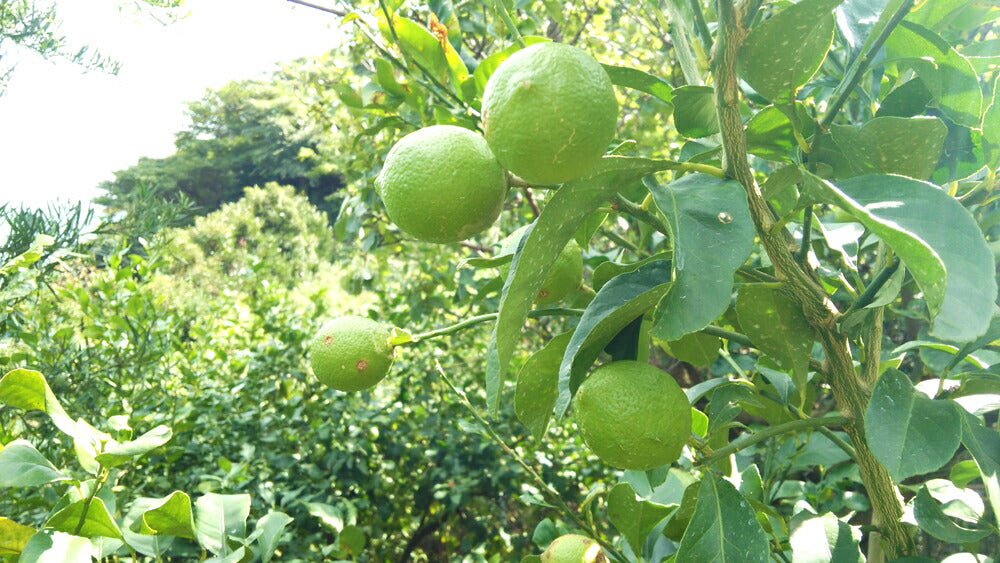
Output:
[
  {"xmin": 285, "ymin": 0, "xmax": 346, "ymax": 16},
  {"xmin": 698, "ymin": 416, "xmax": 851, "ymax": 467}
]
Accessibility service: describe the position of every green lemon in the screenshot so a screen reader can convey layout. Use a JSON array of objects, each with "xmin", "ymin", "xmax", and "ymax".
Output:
[
  {"xmin": 541, "ymin": 534, "xmax": 607, "ymax": 563},
  {"xmin": 575, "ymin": 360, "xmax": 691, "ymax": 470},
  {"xmin": 482, "ymin": 42, "xmax": 618, "ymax": 185},
  {"xmin": 375, "ymin": 125, "xmax": 508, "ymax": 243},
  {"xmin": 499, "ymin": 225, "xmax": 583, "ymax": 304},
  {"xmin": 308, "ymin": 316, "xmax": 394, "ymax": 392}
]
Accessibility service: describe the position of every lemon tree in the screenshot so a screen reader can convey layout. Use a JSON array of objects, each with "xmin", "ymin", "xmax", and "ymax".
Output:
[
  {"xmin": 375, "ymin": 125, "xmax": 508, "ymax": 243},
  {"xmin": 308, "ymin": 316, "xmax": 394, "ymax": 392},
  {"xmin": 482, "ymin": 42, "xmax": 618, "ymax": 185}
]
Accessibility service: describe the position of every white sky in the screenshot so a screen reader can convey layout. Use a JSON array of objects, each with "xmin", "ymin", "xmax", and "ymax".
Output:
[{"xmin": 0, "ymin": 0, "xmax": 343, "ymax": 210}]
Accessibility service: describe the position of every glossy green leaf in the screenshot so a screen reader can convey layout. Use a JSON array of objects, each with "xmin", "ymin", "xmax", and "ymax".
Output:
[
  {"xmin": 591, "ymin": 252, "xmax": 671, "ymax": 292},
  {"xmin": 738, "ymin": 0, "xmax": 842, "ymax": 101},
  {"xmin": 745, "ymin": 103, "xmax": 816, "ymax": 162},
  {"xmin": 0, "ymin": 517, "xmax": 35, "ymax": 555},
  {"xmin": 194, "ymin": 493, "xmax": 251, "ymax": 555},
  {"xmin": 736, "ymin": 284, "xmax": 814, "ymax": 396},
  {"xmin": 248, "ymin": 511, "xmax": 293, "ymax": 563},
  {"xmin": 830, "ymin": 116, "xmax": 947, "ymax": 179},
  {"xmin": 808, "ymin": 173, "xmax": 996, "ymax": 342},
  {"xmin": 555, "ymin": 260, "xmax": 671, "ymax": 418},
  {"xmin": 886, "ymin": 21, "xmax": 982, "ymax": 127},
  {"xmin": 865, "ymin": 369, "xmax": 962, "ymax": 482},
  {"xmin": 961, "ymin": 411, "xmax": 1000, "ymax": 527},
  {"xmin": 663, "ymin": 331, "xmax": 720, "ymax": 367},
  {"xmin": 789, "ymin": 511, "xmax": 863, "ymax": 563},
  {"xmin": 671, "ymin": 85, "xmax": 718, "ymax": 138},
  {"xmin": 486, "ymin": 156, "xmax": 679, "ymax": 415},
  {"xmin": 983, "ymin": 77, "xmax": 1000, "ymax": 165},
  {"xmin": 876, "ymin": 79, "xmax": 933, "ymax": 118},
  {"xmin": 47, "ymin": 498, "xmax": 122, "ymax": 540},
  {"xmin": 648, "ymin": 173, "xmax": 755, "ymax": 341},
  {"xmin": 338, "ymin": 524, "xmax": 366, "ymax": 555},
  {"xmin": 607, "ymin": 482, "xmax": 674, "ymax": 552},
  {"xmin": 138, "ymin": 491, "xmax": 196, "ymax": 539},
  {"xmin": 0, "ymin": 440, "xmax": 68, "ymax": 488},
  {"xmin": 0, "ymin": 369, "xmax": 76, "ymax": 437},
  {"xmin": 95, "ymin": 425, "xmax": 172, "ymax": 467},
  {"xmin": 675, "ymin": 473, "xmax": 769, "ymax": 562},
  {"xmin": 514, "ymin": 332, "xmax": 572, "ymax": 441},
  {"xmin": 601, "ymin": 64, "xmax": 674, "ymax": 107},
  {"xmin": 912, "ymin": 486, "xmax": 991, "ymax": 543},
  {"xmin": 379, "ymin": 15, "xmax": 448, "ymax": 83},
  {"xmin": 18, "ymin": 530, "xmax": 92, "ymax": 563},
  {"xmin": 663, "ymin": 483, "xmax": 700, "ymax": 541}
]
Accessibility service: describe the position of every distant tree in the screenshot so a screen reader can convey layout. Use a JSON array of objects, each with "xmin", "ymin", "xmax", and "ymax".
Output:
[{"xmin": 97, "ymin": 73, "xmax": 346, "ymax": 217}]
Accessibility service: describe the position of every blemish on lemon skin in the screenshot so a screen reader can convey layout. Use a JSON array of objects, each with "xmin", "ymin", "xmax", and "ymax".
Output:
[
  {"xmin": 356, "ymin": 359, "xmax": 369, "ymax": 371},
  {"xmin": 324, "ymin": 335, "xmax": 334, "ymax": 345}
]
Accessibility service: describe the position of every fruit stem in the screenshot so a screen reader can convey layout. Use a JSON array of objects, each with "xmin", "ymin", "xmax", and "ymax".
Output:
[
  {"xmin": 697, "ymin": 416, "xmax": 850, "ymax": 467},
  {"xmin": 409, "ymin": 308, "xmax": 584, "ymax": 342},
  {"xmin": 432, "ymin": 360, "xmax": 628, "ymax": 562},
  {"xmin": 493, "ymin": 0, "xmax": 527, "ymax": 48}
]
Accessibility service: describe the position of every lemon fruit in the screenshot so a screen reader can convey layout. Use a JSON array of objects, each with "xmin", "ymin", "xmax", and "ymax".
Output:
[
  {"xmin": 308, "ymin": 316, "xmax": 394, "ymax": 392},
  {"xmin": 541, "ymin": 534, "xmax": 607, "ymax": 563},
  {"xmin": 482, "ymin": 42, "xmax": 618, "ymax": 185},
  {"xmin": 375, "ymin": 125, "xmax": 508, "ymax": 243},
  {"xmin": 499, "ymin": 225, "xmax": 583, "ymax": 304},
  {"xmin": 575, "ymin": 360, "xmax": 691, "ymax": 470}
]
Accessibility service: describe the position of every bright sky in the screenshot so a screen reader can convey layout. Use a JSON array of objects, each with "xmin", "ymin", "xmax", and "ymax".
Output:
[{"xmin": 0, "ymin": 0, "xmax": 343, "ymax": 210}]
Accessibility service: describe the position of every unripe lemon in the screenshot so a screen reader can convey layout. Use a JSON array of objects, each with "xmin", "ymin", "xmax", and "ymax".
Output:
[
  {"xmin": 308, "ymin": 316, "xmax": 394, "ymax": 392},
  {"xmin": 541, "ymin": 534, "xmax": 607, "ymax": 563},
  {"xmin": 482, "ymin": 42, "xmax": 618, "ymax": 185},
  {"xmin": 375, "ymin": 125, "xmax": 508, "ymax": 243},
  {"xmin": 499, "ymin": 225, "xmax": 583, "ymax": 304},
  {"xmin": 575, "ymin": 360, "xmax": 691, "ymax": 470}
]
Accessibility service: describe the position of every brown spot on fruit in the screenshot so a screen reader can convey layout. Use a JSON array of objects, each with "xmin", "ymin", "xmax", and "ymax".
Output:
[
  {"xmin": 323, "ymin": 335, "xmax": 333, "ymax": 345},
  {"xmin": 356, "ymin": 359, "xmax": 369, "ymax": 371}
]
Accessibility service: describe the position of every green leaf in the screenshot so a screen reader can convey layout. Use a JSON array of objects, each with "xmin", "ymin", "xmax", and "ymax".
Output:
[
  {"xmin": 248, "ymin": 511, "xmax": 293, "ymax": 563},
  {"xmin": 591, "ymin": 252, "xmax": 671, "ymax": 291},
  {"xmin": 607, "ymin": 482, "xmax": 674, "ymax": 553},
  {"xmin": 379, "ymin": 15, "xmax": 449, "ymax": 83},
  {"xmin": 886, "ymin": 21, "xmax": 983, "ymax": 127},
  {"xmin": 601, "ymin": 64, "xmax": 674, "ymax": 107},
  {"xmin": 662, "ymin": 332, "xmax": 721, "ymax": 367},
  {"xmin": 95, "ymin": 425, "xmax": 172, "ymax": 467},
  {"xmin": 0, "ymin": 440, "xmax": 69, "ymax": 487},
  {"xmin": 738, "ymin": 0, "xmax": 842, "ymax": 101},
  {"xmin": 830, "ymin": 116, "xmax": 948, "ymax": 179},
  {"xmin": 807, "ymin": 173, "xmax": 996, "ymax": 343},
  {"xmin": 671, "ymin": 85, "xmax": 718, "ymax": 138},
  {"xmin": 736, "ymin": 285, "xmax": 815, "ymax": 402},
  {"xmin": 912, "ymin": 486, "xmax": 991, "ymax": 543},
  {"xmin": 675, "ymin": 473, "xmax": 769, "ymax": 562},
  {"xmin": 0, "ymin": 234, "xmax": 54, "ymax": 276},
  {"xmin": 745, "ymin": 103, "xmax": 816, "ymax": 162},
  {"xmin": 961, "ymin": 411, "xmax": 1000, "ymax": 528},
  {"xmin": 194, "ymin": 494, "xmax": 251, "ymax": 555},
  {"xmin": 338, "ymin": 524, "xmax": 366, "ymax": 556},
  {"xmin": 983, "ymin": 77, "xmax": 1000, "ymax": 165},
  {"xmin": 789, "ymin": 511, "xmax": 863, "ymax": 563},
  {"xmin": 46, "ymin": 498, "xmax": 123, "ymax": 540},
  {"xmin": 138, "ymin": 491, "xmax": 196, "ymax": 539},
  {"xmin": 18, "ymin": 530, "xmax": 92, "ymax": 563},
  {"xmin": 0, "ymin": 369, "xmax": 77, "ymax": 437},
  {"xmin": 555, "ymin": 260, "xmax": 671, "ymax": 418},
  {"xmin": 486, "ymin": 156, "xmax": 679, "ymax": 415},
  {"xmin": 0, "ymin": 517, "xmax": 35, "ymax": 556},
  {"xmin": 865, "ymin": 369, "xmax": 962, "ymax": 482},
  {"xmin": 514, "ymin": 332, "xmax": 572, "ymax": 441},
  {"xmin": 876, "ymin": 79, "xmax": 933, "ymax": 118},
  {"xmin": 648, "ymin": 173, "xmax": 755, "ymax": 341}
]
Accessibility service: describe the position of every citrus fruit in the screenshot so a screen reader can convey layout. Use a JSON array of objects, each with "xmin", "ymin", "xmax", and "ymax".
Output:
[
  {"xmin": 499, "ymin": 225, "xmax": 583, "ymax": 304},
  {"xmin": 541, "ymin": 534, "xmax": 607, "ymax": 563},
  {"xmin": 575, "ymin": 360, "xmax": 691, "ymax": 470},
  {"xmin": 308, "ymin": 316, "xmax": 394, "ymax": 392},
  {"xmin": 375, "ymin": 125, "xmax": 508, "ymax": 243},
  {"xmin": 481, "ymin": 42, "xmax": 618, "ymax": 185}
]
